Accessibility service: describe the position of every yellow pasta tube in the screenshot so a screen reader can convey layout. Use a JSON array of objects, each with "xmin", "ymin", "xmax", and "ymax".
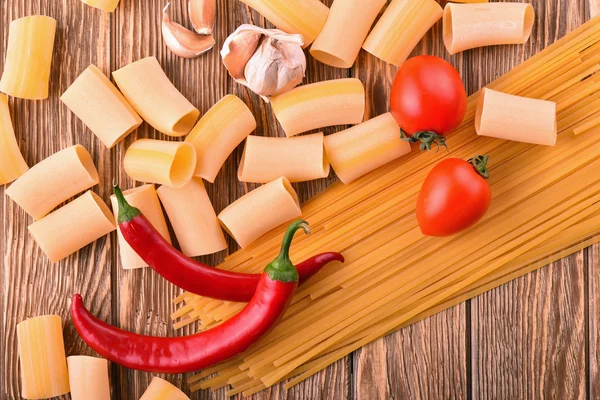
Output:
[
  {"xmin": 475, "ymin": 88, "xmax": 557, "ymax": 146},
  {"xmin": 238, "ymin": 0, "xmax": 329, "ymax": 46},
  {"xmin": 238, "ymin": 133, "xmax": 330, "ymax": 183},
  {"xmin": 270, "ymin": 79, "xmax": 365, "ymax": 137},
  {"xmin": 362, "ymin": 0, "xmax": 443, "ymax": 66},
  {"xmin": 123, "ymin": 139, "xmax": 197, "ymax": 189},
  {"xmin": 157, "ymin": 178, "xmax": 227, "ymax": 257},
  {"xmin": 324, "ymin": 113, "xmax": 412, "ymax": 184},
  {"xmin": 443, "ymin": 2, "xmax": 535, "ymax": 55},
  {"xmin": 218, "ymin": 177, "xmax": 301, "ymax": 248},
  {"xmin": 593, "ymin": 0, "xmax": 600, "ymax": 18},
  {"xmin": 140, "ymin": 377, "xmax": 190, "ymax": 400},
  {"xmin": 61, "ymin": 65, "xmax": 142, "ymax": 148},
  {"xmin": 110, "ymin": 184, "xmax": 171, "ymax": 269},
  {"xmin": 6, "ymin": 144, "xmax": 99, "ymax": 220},
  {"xmin": 81, "ymin": 0, "xmax": 120, "ymax": 12},
  {"xmin": 0, "ymin": 94, "xmax": 28, "ymax": 185},
  {"xmin": 66, "ymin": 356, "xmax": 110, "ymax": 400},
  {"xmin": 184, "ymin": 95, "xmax": 256, "ymax": 182},
  {"xmin": 310, "ymin": 0, "xmax": 386, "ymax": 68},
  {"xmin": 28, "ymin": 191, "xmax": 116, "ymax": 263},
  {"xmin": 112, "ymin": 57, "xmax": 200, "ymax": 137},
  {"xmin": 0, "ymin": 16, "xmax": 56, "ymax": 100},
  {"xmin": 17, "ymin": 315, "xmax": 70, "ymax": 399}
]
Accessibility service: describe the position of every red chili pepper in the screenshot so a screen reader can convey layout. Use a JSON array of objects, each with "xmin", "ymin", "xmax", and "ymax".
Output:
[
  {"xmin": 72, "ymin": 220, "xmax": 307, "ymax": 373},
  {"xmin": 113, "ymin": 185, "xmax": 343, "ymax": 302}
]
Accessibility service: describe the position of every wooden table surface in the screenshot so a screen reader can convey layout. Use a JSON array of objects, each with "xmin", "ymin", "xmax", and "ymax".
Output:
[{"xmin": 1, "ymin": 0, "xmax": 599, "ymax": 399}]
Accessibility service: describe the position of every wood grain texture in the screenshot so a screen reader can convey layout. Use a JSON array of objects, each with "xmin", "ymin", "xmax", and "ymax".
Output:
[{"xmin": 0, "ymin": 0, "xmax": 596, "ymax": 399}]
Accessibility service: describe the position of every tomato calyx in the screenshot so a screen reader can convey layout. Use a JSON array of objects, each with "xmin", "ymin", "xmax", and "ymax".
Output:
[
  {"xmin": 467, "ymin": 155, "xmax": 490, "ymax": 179},
  {"xmin": 400, "ymin": 130, "xmax": 448, "ymax": 152}
]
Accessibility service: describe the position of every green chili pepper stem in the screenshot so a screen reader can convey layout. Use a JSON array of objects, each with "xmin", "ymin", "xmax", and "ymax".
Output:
[
  {"xmin": 113, "ymin": 184, "xmax": 141, "ymax": 224},
  {"xmin": 468, "ymin": 155, "xmax": 490, "ymax": 179},
  {"xmin": 265, "ymin": 220, "xmax": 309, "ymax": 282}
]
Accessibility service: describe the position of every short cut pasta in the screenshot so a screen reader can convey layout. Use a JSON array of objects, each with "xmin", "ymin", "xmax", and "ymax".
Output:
[
  {"xmin": 28, "ymin": 191, "xmax": 116, "ymax": 263},
  {"xmin": 61, "ymin": 65, "xmax": 143, "ymax": 148},
  {"xmin": 218, "ymin": 177, "xmax": 302, "ymax": 248},
  {"xmin": 270, "ymin": 79, "xmax": 365, "ymax": 137},
  {"xmin": 140, "ymin": 377, "xmax": 190, "ymax": 400},
  {"xmin": 185, "ymin": 95, "xmax": 256, "ymax": 182},
  {"xmin": 157, "ymin": 178, "xmax": 228, "ymax": 257},
  {"xmin": 124, "ymin": 139, "xmax": 197, "ymax": 189},
  {"xmin": 238, "ymin": 133, "xmax": 330, "ymax": 183},
  {"xmin": 443, "ymin": 2, "xmax": 535, "ymax": 55},
  {"xmin": 0, "ymin": 94, "xmax": 28, "ymax": 185},
  {"xmin": 6, "ymin": 144, "xmax": 99, "ymax": 220},
  {"xmin": 113, "ymin": 57, "xmax": 200, "ymax": 136},
  {"xmin": 81, "ymin": 0, "xmax": 120, "ymax": 12},
  {"xmin": 475, "ymin": 88, "xmax": 557, "ymax": 146},
  {"xmin": 67, "ymin": 356, "xmax": 110, "ymax": 400}
]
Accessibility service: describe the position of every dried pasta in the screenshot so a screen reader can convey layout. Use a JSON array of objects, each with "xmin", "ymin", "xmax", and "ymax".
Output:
[
  {"xmin": 67, "ymin": 356, "xmax": 110, "ymax": 400},
  {"xmin": 443, "ymin": 2, "xmax": 535, "ymax": 55},
  {"xmin": 238, "ymin": 133, "xmax": 329, "ymax": 183},
  {"xmin": 140, "ymin": 377, "xmax": 190, "ymax": 400},
  {"xmin": 324, "ymin": 113, "xmax": 411, "ymax": 184},
  {"xmin": 112, "ymin": 57, "xmax": 199, "ymax": 136},
  {"xmin": 81, "ymin": 0, "xmax": 120, "ymax": 12},
  {"xmin": 362, "ymin": 0, "xmax": 443, "ymax": 66},
  {"xmin": 0, "ymin": 15, "xmax": 56, "ymax": 100},
  {"xmin": 0, "ymin": 94, "xmax": 28, "ymax": 185},
  {"xmin": 310, "ymin": 0, "xmax": 386, "ymax": 68},
  {"xmin": 28, "ymin": 191, "xmax": 116, "ymax": 262},
  {"xmin": 123, "ymin": 139, "xmax": 197, "ymax": 189},
  {"xmin": 238, "ymin": 0, "xmax": 329, "ymax": 47},
  {"xmin": 61, "ymin": 65, "xmax": 142, "ymax": 148},
  {"xmin": 157, "ymin": 178, "xmax": 227, "ymax": 257},
  {"xmin": 184, "ymin": 95, "xmax": 256, "ymax": 182},
  {"xmin": 475, "ymin": 88, "xmax": 557, "ymax": 146},
  {"xmin": 6, "ymin": 144, "xmax": 99, "ymax": 220},
  {"xmin": 270, "ymin": 79, "xmax": 365, "ymax": 137},
  {"xmin": 110, "ymin": 184, "xmax": 171, "ymax": 269},
  {"xmin": 218, "ymin": 177, "xmax": 301, "ymax": 248},
  {"xmin": 17, "ymin": 315, "xmax": 70, "ymax": 399},
  {"xmin": 593, "ymin": 0, "xmax": 600, "ymax": 18}
]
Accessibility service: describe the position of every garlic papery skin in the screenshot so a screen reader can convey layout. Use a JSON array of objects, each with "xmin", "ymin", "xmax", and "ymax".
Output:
[
  {"xmin": 162, "ymin": 3, "xmax": 215, "ymax": 59},
  {"xmin": 221, "ymin": 24, "xmax": 306, "ymax": 100},
  {"xmin": 189, "ymin": 0, "xmax": 216, "ymax": 35}
]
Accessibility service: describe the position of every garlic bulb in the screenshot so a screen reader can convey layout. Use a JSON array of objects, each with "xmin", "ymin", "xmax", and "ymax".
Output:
[{"xmin": 221, "ymin": 25, "xmax": 306, "ymax": 100}]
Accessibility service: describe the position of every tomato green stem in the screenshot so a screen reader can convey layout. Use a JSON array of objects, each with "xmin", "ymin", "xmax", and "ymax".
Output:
[
  {"xmin": 400, "ymin": 130, "xmax": 448, "ymax": 152},
  {"xmin": 468, "ymin": 155, "xmax": 490, "ymax": 179}
]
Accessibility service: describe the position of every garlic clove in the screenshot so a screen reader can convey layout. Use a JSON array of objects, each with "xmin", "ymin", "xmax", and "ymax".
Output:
[
  {"xmin": 162, "ymin": 3, "xmax": 215, "ymax": 59},
  {"xmin": 189, "ymin": 0, "xmax": 216, "ymax": 36},
  {"xmin": 221, "ymin": 25, "xmax": 264, "ymax": 80}
]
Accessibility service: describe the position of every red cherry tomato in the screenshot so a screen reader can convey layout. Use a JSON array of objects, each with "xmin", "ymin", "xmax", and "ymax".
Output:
[
  {"xmin": 417, "ymin": 156, "xmax": 492, "ymax": 237},
  {"xmin": 390, "ymin": 56, "xmax": 467, "ymax": 150}
]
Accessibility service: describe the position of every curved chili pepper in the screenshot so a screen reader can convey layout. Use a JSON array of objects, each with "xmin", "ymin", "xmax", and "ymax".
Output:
[
  {"xmin": 113, "ymin": 185, "xmax": 343, "ymax": 302},
  {"xmin": 72, "ymin": 220, "xmax": 307, "ymax": 373}
]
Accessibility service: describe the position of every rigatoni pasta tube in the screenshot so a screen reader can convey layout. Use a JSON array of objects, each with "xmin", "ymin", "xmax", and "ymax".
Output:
[
  {"xmin": 592, "ymin": 0, "xmax": 600, "ymax": 18},
  {"xmin": 28, "ymin": 191, "xmax": 116, "ymax": 262},
  {"xmin": 239, "ymin": 0, "xmax": 329, "ymax": 46},
  {"xmin": 362, "ymin": 0, "xmax": 443, "ymax": 66},
  {"xmin": 140, "ymin": 377, "xmax": 190, "ymax": 400},
  {"xmin": 218, "ymin": 177, "xmax": 301, "ymax": 248},
  {"xmin": 310, "ymin": 0, "xmax": 386, "ymax": 68},
  {"xmin": 157, "ymin": 178, "xmax": 227, "ymax": 257},
  {"xmin": 475, "ymin": 88, "xmax": 557, "ymax": 146},
  {"xmin": 110, "ymin": 184, "xmax": 171, "ymax": 269},
  {"xmin": 0, "ymin": 16, "xmax": 56, "ymax": 100},
  {"xmin": 112, "ymin": 57, "xmax": 200, "ymax": 136},
  {"xmin": 0, "ymin": 94, "xmax": 28, "ymax": 185},
  {"xmin": 17, "ymin": 315, "xmax": 70, "ymax": 399},
  {"xmin": 443, "ymin": 2, "xmax": 535, "ymax": 55},
  {"xmin": 123, "ymin": 139, "xmax": 197, "ymax": 189},
  {"xmin": 67, "ymin": 356, "xmax": 110, "ymax": 400},
  {"xmin": 61, "ymin": 65, "xmax": 142, "ymax": 148},
  {"xmin": 324, "ymin": 113, "xmax": 411, "ymax": 184},
  {"xmin": 6, "ymin": 144, "xmax": 99, "ymax": 220},
  {"xmin": 238, "ymin": 133, "xmax": 330, "ymax": 183},
  {"xmin": 270, "ymin": 79, "xmax": 365, "ymax": 137},
  {"xmin": 81, "ymin": 0, "xmax": 120, "ymax": 12},
  {"xmin": 185, "ymin": 95, "xmax": 256, "ymax": 182}
]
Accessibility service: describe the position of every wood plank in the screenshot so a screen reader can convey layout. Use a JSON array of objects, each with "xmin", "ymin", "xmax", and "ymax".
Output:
[
  {"xmin": 0, "ymin": 1, "xmax": 114, "ymax": 399},
  {"xmin": 588, "ymin": 244, "xmax": 599, "ymax": 400}
]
